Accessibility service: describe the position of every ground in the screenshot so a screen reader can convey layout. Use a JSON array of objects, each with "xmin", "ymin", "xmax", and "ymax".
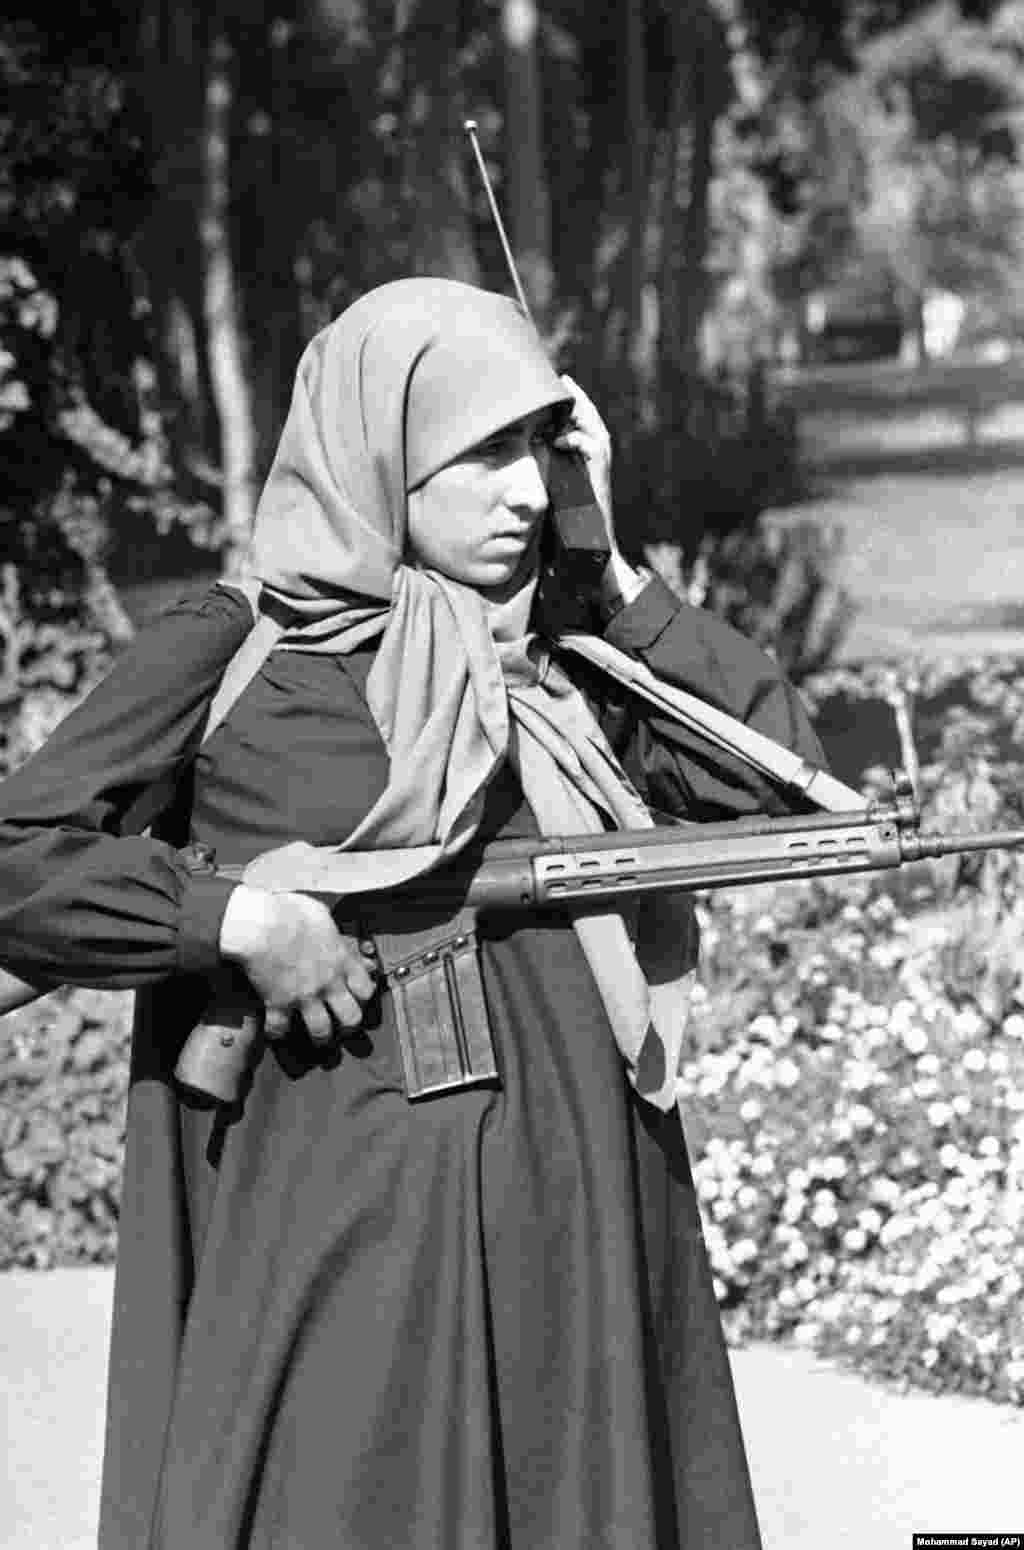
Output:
[{"xmin": 772, "ymin": 362, "xmax": 1024, "ymax": 665}]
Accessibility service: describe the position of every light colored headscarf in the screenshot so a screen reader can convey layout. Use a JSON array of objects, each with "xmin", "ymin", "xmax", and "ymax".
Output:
[{"xmin": 243, "ymin": 277, "xmax": 696, "ymax": 1110}]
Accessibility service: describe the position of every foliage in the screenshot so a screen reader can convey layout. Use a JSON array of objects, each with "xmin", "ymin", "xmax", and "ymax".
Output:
[
  {"xmin": 692, "ymin": 516, "xmax": 855, "ymax": 681},
  {"xmin": 0, "ymin": 563, "xmax": 112, "ymax": 775},
  {"xmin": 683, "ymin": 652, "xmax": 1024, "ymax": 1401},
  {"xmin": 0, "ymin": 986, "xmax": 133, "ymax": 1268},
  {"xmin": 0, "ymin": 22, "xmax": 224, "ymax": 651},
  {"xmin": 760, "ymin": 1, "xmax": 1024, "ymax": 334}
]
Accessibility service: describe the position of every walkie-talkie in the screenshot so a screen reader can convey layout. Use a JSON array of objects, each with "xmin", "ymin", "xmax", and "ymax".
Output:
[{"xmin": 464, "ymin": 121, "xmax": 610, "ymax": 634}]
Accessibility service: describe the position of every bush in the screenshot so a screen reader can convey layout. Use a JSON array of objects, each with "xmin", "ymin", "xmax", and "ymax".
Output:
[
  {"xmin": 682, "ymin": 653, "xmax": 1024, "ymax": 1402},
  {"xmin": 0, "ymin": 985, "xmax": 133, "ymax": 1267}
]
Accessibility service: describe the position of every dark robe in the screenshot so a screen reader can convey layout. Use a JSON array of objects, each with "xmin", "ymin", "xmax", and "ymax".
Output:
[{"xmin": 0, "ymin": 575, "xmax": 825, "ymax": 1550}]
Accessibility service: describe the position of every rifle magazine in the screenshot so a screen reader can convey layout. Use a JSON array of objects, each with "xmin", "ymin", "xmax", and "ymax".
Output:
[{"xmin": 374, "ymin": 908, "xmax": 499, "ymax": 1100}]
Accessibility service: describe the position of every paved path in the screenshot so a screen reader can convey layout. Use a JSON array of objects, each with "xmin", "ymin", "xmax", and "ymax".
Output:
[
  {"xmin": 3, "ymin": 1268, "xmax": 1022, "ymax": 1549},
  {"xmin": 768, "ymin": 464, "xmax": 1024, "ymax": 664}
]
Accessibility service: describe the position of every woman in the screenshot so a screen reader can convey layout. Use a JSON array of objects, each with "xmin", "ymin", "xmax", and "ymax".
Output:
[{"xmin": 0, "ymin": 278, "xmax": 826, "ymax": 1549}]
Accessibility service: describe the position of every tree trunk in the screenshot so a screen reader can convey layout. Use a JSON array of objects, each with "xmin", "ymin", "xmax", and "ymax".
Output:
[
  {"xmin": 623, "ymin": 0, "xmax": 650, "ymax": 380},
  {"xmin": 501, "ymin": 0, "xmax": 553, "ymax": 320},
  {"xmin": 596, "ymin": 0, "xmax": 654, "ymax": 415},
  {"xmin": 656, "ymin": 1, "xmax": 731, "ymax": 394},
  {"xmin": 200, "ymin": 30, "xmax": 258, "ymax": 575},
  {"xmin": 133, "ymin": 0, "xmax": 213, "ymax": 473},
  {"xmin": 398, "ymin": 2, "xmax": 480, "ymax": 284}
]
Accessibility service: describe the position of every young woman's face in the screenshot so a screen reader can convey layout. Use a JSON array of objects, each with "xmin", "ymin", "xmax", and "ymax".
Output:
[{"xmin": 406, "ymin": 406, "xmax": 562, "ymax": 591}]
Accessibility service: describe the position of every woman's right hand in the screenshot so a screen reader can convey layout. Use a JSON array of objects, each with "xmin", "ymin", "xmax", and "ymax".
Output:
[{"xmin": 218, "ymin": 886, "xmax": 378, "ymax": 1043}]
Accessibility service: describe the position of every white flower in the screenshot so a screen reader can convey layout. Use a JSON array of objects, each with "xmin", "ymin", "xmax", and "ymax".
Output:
[
  {"xmin": 927, "ymin": 1101, "xmax": 953, "ymax": 1127},
  {"xmin": 1003, "ymin": 1014, "xmax": 1024, "ymax": 1040},
  {"xmin": 732, "ymin": 1237, "xmax": 759, "ymax": 1264},
  {"xmin": 787, "ymin": 1167, "xmax": 810, "ymax": 1191},
  {"xmin": 953, "ymin": 1007, "xmax": 986, "ymax": 1039},
  {"xmin": 921, "ymin": 1347, "xmax": 940, "ymax": 1368},
  {"xmin": 775, "ymin": 1057, "xmax": 801, "ymax": 1088},
  {"xmin": 820, "ymin": 1154, "xmax": 848, "ymax": 1180},
  {"xmin": 857, "ymin": 1208, "xmax": 883, "ymax": 1234},
  {"xmin": 938, "ymin": 1143, "xmax": 960, "ymax": 1169},
  {"xmin": 843, "ymin": 1227, "xmax": 868, "ymax": 1252},
  {"xmin": 794, "ymin": 1275, "xmax": 816, "ymax": 1301},
  {"xmin": 978, "ymin": 1135, "xmax": 1001, "ymax": 1157},
  {"xmin": 810, "ymin": 1199, "xmax": 839, "ymax": 1230},
  {"xmin": 783, "ymin": 1196, "xmax": 806, "ymax": 1225},
  {"xmin": 782, "ymin": 1238, "xmax": 809, "ymax": 1267},
  {"xmin": 845, "ymin": 1060, "xmax": 876, "ymax": 1092},
  {"xmin": 902, "ymin": 1026, "xmax": 929, "ymax": 1054},
  {"xmin": 739, "ymin": 1098, "xmax": 763, "ymax": 1123},
  {"xmin": 850, "ymin": 1104, "xmax": 876, "ymax": 1130},
  {"xmin": 880, "ymin": 1214, "xmax": 913, "ymax": 1245},
  {"xmin": 916, "ymin": 1053, "xmax": 940, "ymax": 1075},
  {"xmin": 951, "ymin": 1094, "xmax": 971, "ymax": 1116},
  {"xmin": 751, "ymin": 1152, "xmax": 775, "ymax": 1177},
  {"xmin": 1006, "ymin": 1358, "xmax": 1024, "ymax": 1384},
  {"xmin": 961, "ymin": 1048, "xmax": 987, "ymax": 1073},
  {"xmin": 988, "ymin": 1049, "xmax": 1010, "ymax": 1073},
  {"xmin": 737, "ymin": 1185, "xmax": 759, "ymax": 1211}
]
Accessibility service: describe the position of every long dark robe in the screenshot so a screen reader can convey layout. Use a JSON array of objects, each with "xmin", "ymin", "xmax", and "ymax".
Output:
[{"xmin": 0, "ymin": 576, "xmax": 825, "ymax": 1550}]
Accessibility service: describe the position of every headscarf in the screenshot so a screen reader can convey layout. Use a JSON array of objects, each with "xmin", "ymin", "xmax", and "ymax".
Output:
[{"xmin": 244, "ymin": 277, "xmax": 696, "ymax": 1110}]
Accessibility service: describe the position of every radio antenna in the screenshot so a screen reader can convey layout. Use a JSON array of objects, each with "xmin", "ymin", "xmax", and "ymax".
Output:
[{"xmin": 463, "ymin": 119, "xmax": 536, "ymax": 327}]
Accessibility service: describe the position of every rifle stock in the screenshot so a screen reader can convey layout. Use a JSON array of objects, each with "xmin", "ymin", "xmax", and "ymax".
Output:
[{"xmin": 173, "ymin": 796, "xmax": 1024, "ymax": 1106}]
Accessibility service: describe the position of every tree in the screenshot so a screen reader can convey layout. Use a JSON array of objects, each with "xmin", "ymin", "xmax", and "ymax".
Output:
[
  {"xmin": 855, "ymin": 1, "xmax": 1024, "ymax": 344},
  {"xmin": 750, "ymin": 0, "xmax": 1024, "ymax": 353}
]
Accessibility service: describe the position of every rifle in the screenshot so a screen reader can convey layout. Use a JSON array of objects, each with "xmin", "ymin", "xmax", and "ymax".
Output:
[{"xmin": 166, "ymin": 777, "xmax": 1024, "ymax": 1106}]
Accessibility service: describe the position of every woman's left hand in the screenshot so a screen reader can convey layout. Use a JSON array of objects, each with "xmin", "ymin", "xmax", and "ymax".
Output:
[{"xmin": 554, "ymin": 374, "xmax": 617, "ymax": 552}]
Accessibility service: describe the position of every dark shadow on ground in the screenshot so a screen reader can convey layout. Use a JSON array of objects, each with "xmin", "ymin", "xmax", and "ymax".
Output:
[
  {"xmin": 812, "ymin": 672, "xmax": 1024, "ymax": 794},
  {"xmin": 799, "ymin": 438, "xmax": 1024, "ymax": 484}
]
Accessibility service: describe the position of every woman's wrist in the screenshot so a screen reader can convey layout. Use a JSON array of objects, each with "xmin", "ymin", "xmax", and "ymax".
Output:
[
  {"xmin": 219, "ymin": 885, "xmax": 274, "ymax": 963},
  {"xmin": 598, "ymin": 552, "xmax": 650, "ymax": 621}
]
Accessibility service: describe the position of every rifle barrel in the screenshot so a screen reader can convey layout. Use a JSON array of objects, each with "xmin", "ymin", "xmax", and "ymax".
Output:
[{"xmin": 903, "ymin": 828, "xmax": 1024, "ymax": 862}]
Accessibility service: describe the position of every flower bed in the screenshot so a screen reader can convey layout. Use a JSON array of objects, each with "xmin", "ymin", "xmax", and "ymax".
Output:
[{"xmin": 682, "ymin": 653, "xmax": 1024, "ymax": 1401}]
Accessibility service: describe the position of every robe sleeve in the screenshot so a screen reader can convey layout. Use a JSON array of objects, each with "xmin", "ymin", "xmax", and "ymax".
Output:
[
  {"xmin": 0, "ymin": 584, "xmax": 253, "ymax": 991},
  {"xmin": 601, "ymin": 571, "xmax": 829, "ymax": 821}
]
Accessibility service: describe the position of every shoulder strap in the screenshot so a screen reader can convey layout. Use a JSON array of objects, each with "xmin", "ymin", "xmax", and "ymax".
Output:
[
  {"xmin": 200, "ymin": 603, "xmax": 287, "ymax": 748},
  {"xmin": 556, "ymin": 632, "xmax": 864, "ymax": 815},
  {"xmin": 119, "ymin": 582, "xmax": 287, "ymax": 837}
]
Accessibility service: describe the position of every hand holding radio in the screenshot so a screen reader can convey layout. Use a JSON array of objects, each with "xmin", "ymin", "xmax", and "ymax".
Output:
[{"xmin": 552, "ymin": 373, "xmax": 615, "ymax": 547}]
